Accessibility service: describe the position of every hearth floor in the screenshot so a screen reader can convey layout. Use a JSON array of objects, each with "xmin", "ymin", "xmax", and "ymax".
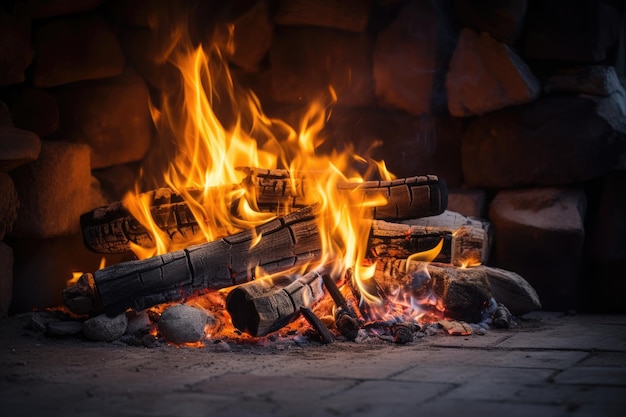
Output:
[{"xmin": 1, "ymin": 311, "xmax": 625, "ymax": 417}]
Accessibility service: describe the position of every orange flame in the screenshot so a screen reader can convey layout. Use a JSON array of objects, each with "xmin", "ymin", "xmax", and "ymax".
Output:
[{"xmin": 124, "ymin": 23, "xmax": 399, "ymax": 317}]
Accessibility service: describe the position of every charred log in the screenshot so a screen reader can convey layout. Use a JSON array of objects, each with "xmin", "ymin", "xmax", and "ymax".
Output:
[
  {"xmin": 81, "ymin": 170, "xmax": 447, "ymax": 253},
  {"xmin": 88, "ymin": 205, "xmax": 322, "ymax": 316},
  {"xmin": 300, "ymin": 307, "xmax": 335, "ymax": 344},
  {"xmin": 368, "ymin": 216, "xmax": 491, "ymax": 266},
  {"xmin": 373, "ymin": 259, "xmax": 493, "ymax": 323},
  {"xmin": 225, "ymin": 269, "xmax": 325, "ymax": 337}
]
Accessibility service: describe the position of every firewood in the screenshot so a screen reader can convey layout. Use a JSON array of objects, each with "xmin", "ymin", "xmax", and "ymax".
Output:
[
  {"xmin": 225, "ymin": 269, "xmax": 325, "ymax": 337},
  {"xmin": 80, "ymin": 169, "xmax": 447, "ymax": 253},
  {"xmin": 321, "ymin": 273, "xmax": 359, "ymax": 340},
  {"xmin": 368, "ymin": 217, "xmax": 492, "ymax": 266},
  {"xmin": 300, "ymin": 307, "xmax": 335, "ymax": 344},
  {"xmin": 85, "ymin": 205, "xmax": 322, "ymax": 316},
  {"xmin": 373, "ymin": 259, "xmax": 493, "ymax": 323}
]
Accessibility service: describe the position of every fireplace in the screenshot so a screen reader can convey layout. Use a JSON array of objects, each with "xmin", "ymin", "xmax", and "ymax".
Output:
[{"xmin": 1, "ymin": 0, "xmax": 625, "ymax": 338}]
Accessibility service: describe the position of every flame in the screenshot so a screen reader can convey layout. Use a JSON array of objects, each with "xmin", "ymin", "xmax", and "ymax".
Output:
[
  {"xmin": 123, "ymin": 20, "xmax": 410, "ymax": 327},
  {"xmin": 67, "ymin": 257, "xmax": 106, "ymax": 287}
]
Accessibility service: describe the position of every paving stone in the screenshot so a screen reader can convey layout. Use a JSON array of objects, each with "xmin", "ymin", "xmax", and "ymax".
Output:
[
  {"xmin": 190, "ymin": 373, "xmax": 355, "ymax": 403},
  {"xmin": 554, "ymin": 367, "xmax": 626, "ymax": 386},
  {"xmin": 496, "ymin": 318, "xmax": 626, "ymax": 351},
  {"xmin": 579, "ymin": 352, "xmax": 626, "ymax": 367},
  {"xmin": 323, "ymin": 380, "xmax": 454, "ymax": 416},
  {"xmin": 1, "ymin": 311, "xmax": 626, "ymax": 417},
  {"xmin": 417, "ymin": 400, "xmax": 569, "ymax": 417},
  {"xmin": 514, "ymin": 383, "xmax": 617, "ymax": 406}
]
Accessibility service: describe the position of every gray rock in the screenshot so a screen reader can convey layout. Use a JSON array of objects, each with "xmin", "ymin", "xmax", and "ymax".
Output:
[
  {"xmin": 125, "ymin": 310, "xmax": 152, "ymax": 336},
  {"xmin": 158, "ymin": 304, "xmax": 210, "ymax": 344},
  {"xmin": 46, "ymin": 320, "xmax": 84, "ymax": 337},
  {"xmin": 82, "ymin": 313, "xmax": 128, "ymax": 342},
  {"xmin": 488, "ymin": 187, "xmax": 586, "ymax": 311}
]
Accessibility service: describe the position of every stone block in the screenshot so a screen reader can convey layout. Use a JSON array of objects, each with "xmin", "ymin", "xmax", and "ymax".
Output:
[
  {"xmin": 0, "ymin": 242, "xmax": 13, "ymax": 317},
  {"xmin": 323, "ymin": 108, "xmax": 464, "ymax": 185},
  {"xmin": 523, "ymin": 0, "xmax": 621, "ymax": 63},
  {"xmin": 452, "ymin": 0, "xmax": 527, "ymax": 44},
  {"xmin": 544, "ymin": 65, "xmax": 624, "ymax": 96},
  {"xmin": 118, "ymin": 28, "xmax": 179, "ymax": 92},
  {"xmin": 269, "ymin": 26, "xmax": 375, "ymax": 107},
  {"xmin": 33, "ymin": 14, "xmax": 125, "ymax": 87},
  {"xmin": 0, "ymin": 172, "xmax": 18, "ymax": 240},
  {"xmin": 0, "ymin": 100, "xmax": 12, "ymax": 126},
  {"xmin": 53, "ymin": 68, "xmax": 153, "ymax": 169},
  {"xmin": 9, "ymin": 141, "xmax": 92, "ymax": 238},
  {"xmin": 462, "ymin": 96, "xmax": 623, "ymax": 188},
  {"xmin": 103, "ymin": 0, "xmax": 167, "ymax": 27},
  {"xmin": 226, "ymin": 0, "xmax": 274, "ymax": 72},
  {"xmin": 275, "ymin": 0, "xmax": 373, "ymax": 32},
  {"xmin": 373, "ymin": 0, "xmax": 452, "ymax": 116},
  {"xmin": 92, "ymin": 163, "xmax": 141, "ymax": 202},
  {"xmin": 0, "ymin": 125, "xmax": 42, "ymax": 172},
  {"xmin": 584, "ymin": 171, "xmax": 626, "ymax": 312},
  {"xmin": 446, "ymin": 28, "xmax": 540, "ymax": 117},
  {"xmin": 8, "ymin": 233, "xmax": 127, "ymax": 314},
  {"xmin": 447, "ymin": 188, "xmax": 486, "ymax": 218},
  {"xmin": 8, "ymin": 87, "xmax": 59, "ymax": 137},
  {"xmin": 28, "ymin": 0, "xmax": 105, "ymax": 19},
  {"xmin": 488, "ymin": 187, "xmax": 587, "ymax": 311},
  {"xmin": 0, "ymin": 12, "xmax": 33, "ymax": 86}
]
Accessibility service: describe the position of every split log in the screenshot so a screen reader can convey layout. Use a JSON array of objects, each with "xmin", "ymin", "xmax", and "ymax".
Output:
[
  {"xmin": 372, "ymin": 259, "xmax": 493, "ymax": 323},
  {"xmin": 368, "ymin": 217, "xmax": 491, "ymax": 266},
  {"xmin": 88, "ymin": 205, "xmax": 322, "ymax": 316},
  {"xmin": 81, "ymin": 169, "xmax": 447, "ymax": 253},
  {"xmin": 225, "ymin": 269, "xmax": 325, "ymax": 337}
]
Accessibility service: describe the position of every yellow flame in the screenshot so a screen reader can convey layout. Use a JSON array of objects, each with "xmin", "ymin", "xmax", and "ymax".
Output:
[
  {"xmin": 406, "ymin": 238, "xmax": 444, "ymax": 272},
  {"xmin": 124, "ymin": 22, "xmax": 399, "ymax": 314}
]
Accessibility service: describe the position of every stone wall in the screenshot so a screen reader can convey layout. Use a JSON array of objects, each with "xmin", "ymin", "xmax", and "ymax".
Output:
[{"xmin": 0, "ymin": 0, "xmax": 625, "ymax": 315}]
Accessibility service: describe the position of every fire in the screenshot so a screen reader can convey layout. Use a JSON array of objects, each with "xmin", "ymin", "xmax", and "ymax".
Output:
[{"xmin": 123, "ymin": 21, "xmax": 430, "ymax": 333}]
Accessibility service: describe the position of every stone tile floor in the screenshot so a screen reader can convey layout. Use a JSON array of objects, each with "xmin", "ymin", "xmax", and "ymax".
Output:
[{"xmin": 1, "ymin": 311, "xmax": 625, "ymax": 417}]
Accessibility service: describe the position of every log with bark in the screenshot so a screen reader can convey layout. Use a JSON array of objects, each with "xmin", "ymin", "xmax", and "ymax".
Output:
[
  {"xmin": 225, "ymin": 269, "xmax": 325, "ymax": 337},
  {"xmin": 67, "ymin": 206, "xmax": 495, "ymax": 318},
  {"xmin": 72, "ymin": 205, "xmax": 322, "ymax": 316},
  {"xmin": 80, "ymin": 169, "xmax": 447, "ymax": 253},
  {"xmin": 368, "ymin": 214, "xmax": 492, "ymax": 266},
  {"xmin": 370, "ymin": 259, "xmax": 494, "ymax": 323}
]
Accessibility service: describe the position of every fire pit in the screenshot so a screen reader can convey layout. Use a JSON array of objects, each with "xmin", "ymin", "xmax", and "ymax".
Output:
[{"xmin": 1, "ymin": 0, "xmax": 625, "ymax": 345}]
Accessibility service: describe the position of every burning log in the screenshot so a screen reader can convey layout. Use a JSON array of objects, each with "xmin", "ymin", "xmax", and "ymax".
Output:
[
  {"xmin": 321, "ymin": 273, "xmax": 360, "ymax": 340},
  {"xmin": 373, "ymin": 259, "xmax": 493, "ymax": 323},
  {"xmin": 300, "ymin": 307, "xmax": 335, "ymax": 344},
  {"xmin": 80, "ymin": 170, "xmax": 447, "ymax": 253},
  {"xmin": 225, "ymin": 269, "xmax": 325, "ymax": 337},
  {"xmin": 368, "ymin": 216, "xmax": 491, "ymax": 266},
  {"xmin": 69, "ymin": 205, "xmax": 322, "ymax": 316}
]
